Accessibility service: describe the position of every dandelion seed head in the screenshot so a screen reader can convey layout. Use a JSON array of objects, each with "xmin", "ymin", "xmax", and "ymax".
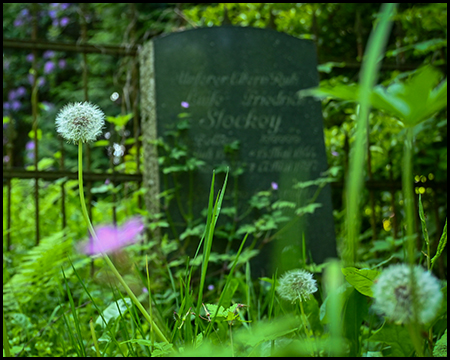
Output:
[
  {"xmin": 372, "ymin": 264, "xmax": 442, "ymax": 324},
  {"xmin": 55, "ymin": 101, "xmax": 105, "ymax": 144},
  {"xmin": 277, "ymin": 269, "xmax": 317, "ymax": 303}
]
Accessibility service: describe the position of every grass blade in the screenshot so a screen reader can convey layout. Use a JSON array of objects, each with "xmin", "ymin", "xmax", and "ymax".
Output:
[
  {"xmin": 61, "ymin": 267, "xmax": 86, "ymax": 357},
  {"xmin": 345, "ymin": 3, "xmax": 396, "ymax": 265},
  {"xmin": 196, "ymin": 170, "xmax": 229, "ymax": 314},
  {"xmin": 431, "ymin": 218, "xmax": 447, "ymax": 271}
]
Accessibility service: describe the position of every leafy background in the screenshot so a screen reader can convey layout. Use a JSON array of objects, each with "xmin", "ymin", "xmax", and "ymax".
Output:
[{"xmin": 3, "ymin": 3, "xmax": 447, "ymax": 357}]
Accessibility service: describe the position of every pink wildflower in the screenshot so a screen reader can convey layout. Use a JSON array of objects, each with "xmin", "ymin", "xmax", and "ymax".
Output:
[{"xmin": 82, "ymin": 217, "xmax": 144, "ymax": 255}]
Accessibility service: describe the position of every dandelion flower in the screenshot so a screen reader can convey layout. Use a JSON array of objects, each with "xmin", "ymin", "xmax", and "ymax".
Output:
[
  {"xmin": 81, "ymin": 217, "xmax": 144, "ymax": 256},
  {"xmin": 372, "ymin": 264, "xmax": 442, "ymax": 324},
  {"xmin": 56, "ymin": 101, "xmax": 105, "ymax": 144},
  {"xmin": 277, "ymin": 269, "xmax": 318, "ymax": 303}
]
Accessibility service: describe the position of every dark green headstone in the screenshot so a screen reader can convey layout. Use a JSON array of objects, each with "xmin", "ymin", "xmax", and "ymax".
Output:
[{"xmin": 140, "ymin": 26, "xmax": 336, "ymax": 274}]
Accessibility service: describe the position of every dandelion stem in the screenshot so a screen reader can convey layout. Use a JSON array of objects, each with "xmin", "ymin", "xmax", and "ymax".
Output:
[
  {"xmin": 298, "ymin": 300, "xmax": 316, "ymax": 356},
  {"xmin": 77, "ymin": 141, "xmax": 170, "ymax": 346}
]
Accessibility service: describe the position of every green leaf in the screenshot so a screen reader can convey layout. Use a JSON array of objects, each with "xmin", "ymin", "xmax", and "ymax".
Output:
[
  {"xmin": 431, "ymin": 218, "xmax": 447, "ymax": 270},
  {"xmin": 295, "ymin": 203, "xmax": 322, "ymax": 216},
  {"xmin": 105, "ymin": 113, "xmax": 133, "ymax": 128},
  {"xmin": 369, "ymin": 322, "xmax": 414, "ymax": 357},
  {"xmin": 37, "ymin": 157, "xmax": 54, "ymax": 171},
  {"xmin": 93, "ymin": 139, "xmax": 109, "ymax": 147},
  {"xmin": 120, "ymin": 340, "xmax": 173, "ymax": 356},
  {"xmin": 418, "ymin": 194, "xmax": 430, "ymax": 247},
  {"xmin": 272, "ymin": 200, "xmax": 296, "ymax": 209},
  {"xmin": 300, "ymin": 65, "xmax": 447, "ymax": 128},
  {"xmin": 95, "ymin": 298, "xmax": 133, "ymax": 328},
  {"xmin": 341, "ymin": 267, "xmax": 380, "ymax": 297},
  {"xmin": 386, "ymin": 38, "xmax": 447, "ymax": 57},
  {"xmin": 317, "ymin": 61, "xmax": 346, "ymax": 73},
  {"xmin": 162, "ymin": 164, "xmax": 187, "ymax": 174},
  {"xmin": 343, "ymin": 288, "xmax": 369, "ymax": 356},
  {"xmin": 433, "ymin": 329, "xmax": 447, "ymax": 357},
  {"xmin": 28, "ymin": 129, "xmax": 42, "ymax": 140},
  {"xmin": 236, "ymin": 224, "xmax": 257, "ymax": 235}
]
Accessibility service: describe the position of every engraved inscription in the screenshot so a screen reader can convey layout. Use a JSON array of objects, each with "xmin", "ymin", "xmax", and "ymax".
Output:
[{"xmin": 174, "ymin": 68, "xmax": 319, "ymax": 174}]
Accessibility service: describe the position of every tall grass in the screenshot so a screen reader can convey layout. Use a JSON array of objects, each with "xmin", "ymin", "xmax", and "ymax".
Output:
[{"xmin": 345, "ymin": 3, "xmax": 396, "ymax": 265}]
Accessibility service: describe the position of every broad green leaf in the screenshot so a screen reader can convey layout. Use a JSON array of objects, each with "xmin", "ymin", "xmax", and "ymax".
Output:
[
  {"xmin": 341, "ymin": 267, "xmax": 380, "ymax": 297},
  {"xmin": 369, "ymin": 322, "xmax": 414, "ymax": 357},
  {"xmin": 343, "ymin": 288, "xmax": 369, "ymax": 356},
  {"xmin": 95, "ymin": 298, "xmax": 132, "ymax": 328},
  {"xmin": 205, "ymin": 304, "xmax": 228, "ymax": 318},
  {"xmin": 299, "ymin": 65, "xmax": 447, "ymax": 128}
]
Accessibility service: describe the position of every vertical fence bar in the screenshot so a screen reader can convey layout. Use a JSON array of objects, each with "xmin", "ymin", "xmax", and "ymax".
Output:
[
  {"xmin": 5, "ymin": 118, "xmax": 15, "ymax": 250},
  {"xmin": 129, "ymin": 3, "xmax": 142, "ymax": 210},
  {"xmin": 59, "ymin": 137, "xmax": 67, "ymax": 229},
  {"xmin": 79, "ymin": 4, "xmax": 93, "ymax": 223},
  {"xmin": 388, "ymin": 162, "xmax": 398, "ymax": 239},
  {"xmin": 31, "ymin": 3, "xmax": 40, "ymax": 245},
  {"xmin": 367, "ymin": 129, "xmax": 377, "ymax": 240},
  {"xmin": 108, "ymin": 119, "xmax": 117, "ymax": 226}
]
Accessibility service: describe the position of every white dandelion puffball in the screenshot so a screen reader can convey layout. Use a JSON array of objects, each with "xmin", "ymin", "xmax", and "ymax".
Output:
[
  {"xmin": 277, "ymin": 269, "xmax": 318, "ymax": 303},
  {"xmin": 372, "ymin": 264, "xmax": 442, "ymax": 324},
  {"xmin": 56, "ymin": 102, "xmax": 105, "ymax": 144}
]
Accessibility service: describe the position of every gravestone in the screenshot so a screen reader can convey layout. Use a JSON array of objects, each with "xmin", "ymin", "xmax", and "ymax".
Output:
[{"xmin": 140, "ymin": 26, "xmax": 336, "ymax": 273}]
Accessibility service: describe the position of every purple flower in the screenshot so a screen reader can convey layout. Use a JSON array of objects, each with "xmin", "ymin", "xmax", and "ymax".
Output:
[
  {"xmin": 44, "ymin": 61, "xmax": 55, "ymax": 74},
  {"xmin": 331, "ymin": 150, "xmax": 339, "ymax": 157},
  {"xmin": 13, "ymin": 18, "xmax": 23, "ymax": 27},
  {"xmin": 26, "ymin": 141, "xmax": 35, "ymax": 150},
  {"xmin": 271, "ymin": 182, "xmax": 278, "ymax": 190},
  {"xmin": 26, "ymin": 53, "xmax": 34, "ymax": 62},
  {"xmin": 8, "ymin": 90, "xmax": 17, "ymax": 101},
  {"xmin": 58, "ymin": 59, "xmax": 66, "ymax": 69},
  {"xmin": 11, "ymin": 100, "xmax": 21, "ymax": 111},
  {"xmin": 60, "ymin": 17, "xmax": 70, "ymax": 27},
  {"xmin": 16, "ymin": 87, "xmax": 26, "ymax": 97},
  {"xmin": 48, "ymin": 10, "xmax": 57, "ymax": 19},
  {"xmin": 29, "ymin": 74, "xmax": 45, "ymax": 87},
  {"xmin": 43, "ymin": 50, "xmax": 55, "ymax": 59},
  {"xmin": 181, "ymin": 101, "xmax": 189, "ymax": 108},
  {"xmin": 82, "ymin": 217, "xmax": 144, "ymax": 255}
]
